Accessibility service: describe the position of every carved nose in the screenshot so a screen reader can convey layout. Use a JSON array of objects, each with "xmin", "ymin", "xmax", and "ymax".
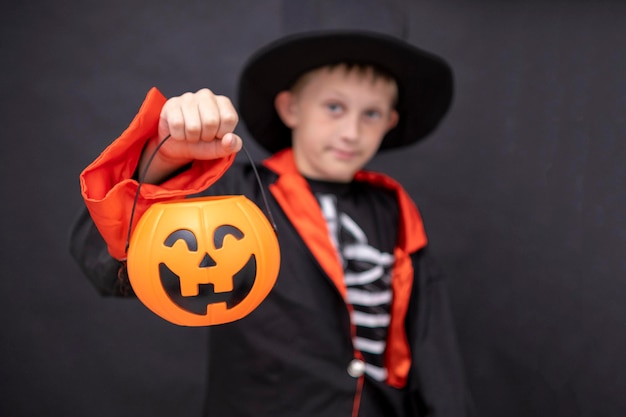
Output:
[{"xmin": 199, "ymin": 253, "xmax": 216, "ymax": 268}]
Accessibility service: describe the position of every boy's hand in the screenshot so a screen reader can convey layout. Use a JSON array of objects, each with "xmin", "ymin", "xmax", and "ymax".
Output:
[{"xmin": 139, "ymin": 88, "xmax": 243, "ymax": 184}]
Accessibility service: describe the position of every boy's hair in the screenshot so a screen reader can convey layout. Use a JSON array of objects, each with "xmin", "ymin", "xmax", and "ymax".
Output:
[{"xmin": 289, "ymin": 62, "xmax": 399, "ymax": 106}]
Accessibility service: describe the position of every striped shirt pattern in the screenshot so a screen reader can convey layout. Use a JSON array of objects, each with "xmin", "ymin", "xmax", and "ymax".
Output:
[{"xmin": 317, "ymin": 193, "xmax": 394, "ymax": 381}]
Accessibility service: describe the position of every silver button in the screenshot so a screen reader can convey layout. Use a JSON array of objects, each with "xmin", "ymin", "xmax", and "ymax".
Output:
[{"xmin": 347, "ymin": 359, "xmax": 365, "ymax": 378}]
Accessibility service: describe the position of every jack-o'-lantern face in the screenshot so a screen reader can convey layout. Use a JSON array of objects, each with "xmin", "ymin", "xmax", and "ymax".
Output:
[
  {"xmin": 127, "ymin": 196, "xmax": 280, "ymax": 326},
  {"xmin": 158, "ymin": 225, "xmax": 257, "ymax": 315}
]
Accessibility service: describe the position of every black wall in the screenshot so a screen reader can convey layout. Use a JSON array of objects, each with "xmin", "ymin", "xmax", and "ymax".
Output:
[{"xmin": 2, "ymin": 1, "xmax": 625, "ymax": 416}]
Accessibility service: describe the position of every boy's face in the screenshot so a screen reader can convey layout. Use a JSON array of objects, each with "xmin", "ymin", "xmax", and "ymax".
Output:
[{"xmin": 275, "ymin": 65, "xmax": 399, "ymax": 183}]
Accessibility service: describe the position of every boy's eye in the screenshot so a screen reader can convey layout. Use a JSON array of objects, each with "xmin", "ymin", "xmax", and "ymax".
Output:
[
  {"xmin": 364, "ymin": 109, "xmax": 382, "ymax": 120},
  {"xmin": 326, "ymin": 103, "xmax": 343, "ymax": 113}
]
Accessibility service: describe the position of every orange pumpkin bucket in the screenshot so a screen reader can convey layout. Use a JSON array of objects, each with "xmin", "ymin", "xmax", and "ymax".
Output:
[{"xmin": 127, "ymin": 195, "xmax": 280, "ymax": 326}]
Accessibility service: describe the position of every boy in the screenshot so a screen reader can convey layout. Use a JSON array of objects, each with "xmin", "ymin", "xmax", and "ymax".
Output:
[{"xmin": 71, "ymin": 31, "xmax": 472, "ymax": 416}]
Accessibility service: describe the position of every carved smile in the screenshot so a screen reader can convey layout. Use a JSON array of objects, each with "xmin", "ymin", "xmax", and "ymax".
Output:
[{"xmin": 158, "ymin": 254, "xmax": 257, "ymax": 315}]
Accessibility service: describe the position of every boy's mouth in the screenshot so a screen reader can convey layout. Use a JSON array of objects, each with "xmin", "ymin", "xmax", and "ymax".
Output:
[{"xmin": 331, "ymin": 147, "xmax": 358, "ymax": 160}]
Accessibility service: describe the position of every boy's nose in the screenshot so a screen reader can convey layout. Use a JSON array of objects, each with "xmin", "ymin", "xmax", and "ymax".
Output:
[{"xmin": 340, "ymin": 114, "xmax": 360, "ymax": 142}]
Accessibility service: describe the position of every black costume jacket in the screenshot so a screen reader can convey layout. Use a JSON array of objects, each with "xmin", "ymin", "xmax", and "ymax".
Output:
[{"xmin": 70, "ymin": 88, "xmax": 472, "ymax": 417}]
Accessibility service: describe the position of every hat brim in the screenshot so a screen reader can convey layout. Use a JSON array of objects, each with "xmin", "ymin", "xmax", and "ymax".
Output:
[{"xmin": 237, "ymin": 30, "xmax": 454, "ymax": 153}]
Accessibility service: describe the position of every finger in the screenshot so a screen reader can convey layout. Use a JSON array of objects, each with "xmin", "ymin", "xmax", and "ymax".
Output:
[
  {"xmin": 160, "ymin": 98, "xmax": 186, "ymax": 141},
  {"xmin": 186, "ymin": 133, "xmax": 242, "ymax": 161},
  {"xmin": 214, "ymin": 95, "xmax": 239, "ymax": 139},
  {"xmin": 220, "ymin": 132, "xmax": 243, "ymax": 154},
  {"xmin": 179, "ymin": 92, "xmax": 203, "ymax": 143},
  {"xmin": 195, "ymin": 88, "xmax": 221, "ymax": 142}
]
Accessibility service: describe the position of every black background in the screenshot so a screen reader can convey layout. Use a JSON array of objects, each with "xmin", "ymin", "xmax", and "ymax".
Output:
[{"xmin": 2, "ymin": 1, "xmax": 625, "ymax": 416}]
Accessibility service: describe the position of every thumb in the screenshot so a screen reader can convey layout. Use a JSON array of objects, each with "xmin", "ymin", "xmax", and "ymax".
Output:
[{"xmin": 221, "ymin": 132, "xmax": 243, "ymax": 154}]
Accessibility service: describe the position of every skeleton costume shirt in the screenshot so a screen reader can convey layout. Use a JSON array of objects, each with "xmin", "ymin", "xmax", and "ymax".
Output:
[{"xmin": 309, "ymin": 179, "xmax": 398, "ymax": 382}]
